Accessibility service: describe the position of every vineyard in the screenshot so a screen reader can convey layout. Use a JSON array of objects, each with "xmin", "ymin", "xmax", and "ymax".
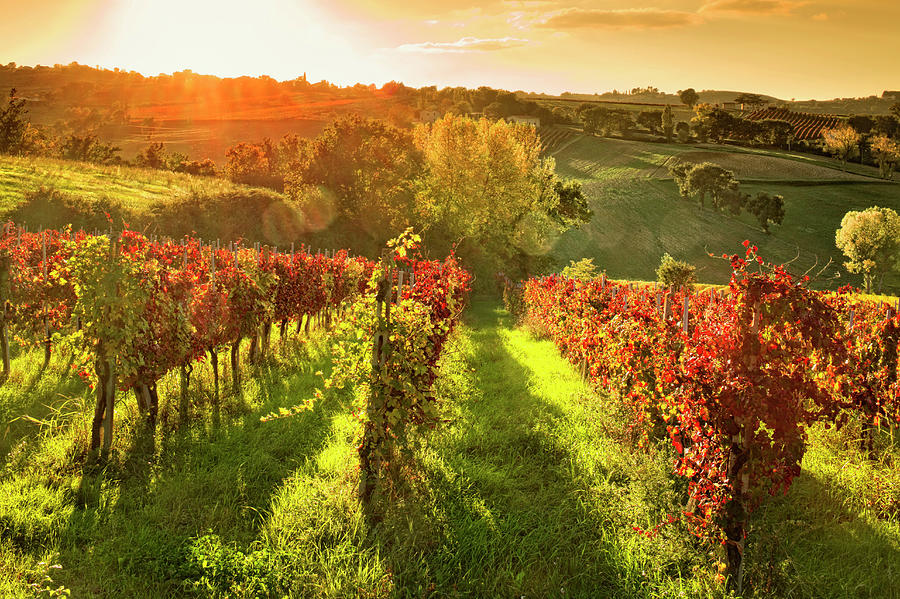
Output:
[
  {"xmin": 743, "ymin": 108, "xmax": 846, "ymax": 141},
  {"xmin": 538, "ymin": 125, "xmax": 580, "ymax": 154},
  {"xmin": 0, "ymin": 223, "xmax": 469, "ymax": 464},
  {"xmin": 515, "ymin": 242, "xmax": 900, "ymax": 592},
  {"xmin": 1, "ymin": 226, "xmax": 899, "ymax": 596}
]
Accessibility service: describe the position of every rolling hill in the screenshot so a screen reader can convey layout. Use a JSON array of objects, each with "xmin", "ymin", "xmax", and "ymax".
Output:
[{"xmin": 547, "ymin": 134, "xmax": 900, "ymax": 291}]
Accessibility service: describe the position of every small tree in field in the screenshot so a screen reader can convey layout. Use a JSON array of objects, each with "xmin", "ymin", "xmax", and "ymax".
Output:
[
  {"xmin": 0, "ymin": 88, "xmax": 28, "ymax": 155},
  {"xmin": 676, "ymin": 121, "xmax": 691, "ymax": 143},
  {"xmin": 656, "ymin": 253, "xmax": 696, "ymax": 289},
  {"xmin": 683, "ymin": 162, "xmax": 740, "ymax": 212},
  {"xmin": 835, "ymin": 206, "xmax": 900, "ymax": 293},
  {"xmin": 225, "ymin": 142, "xmax": 270, "ymax": 186},
  {"xmin": 561, "ymin": 257, "xmax": 600, "ymax": 282},
  {"xmin": 822, "ymin": 126, "xmax": 860, "ymax": 170},
  {"xmin": 662, "ymin": 105, "xmax": 674, "ymax": 142},
  {"xmin": 871, "ymin": 134, "xmax": 899, "ymax": 180},
  {"xmin": 679, "ymin": 88, "xmax": 700, "ymax": 109},
  {"xmin": 744, "ymin": 192, "xmax": 785, "ymax": 233}
]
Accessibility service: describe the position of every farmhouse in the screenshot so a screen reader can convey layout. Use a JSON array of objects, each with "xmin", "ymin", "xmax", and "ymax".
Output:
[
  {"xmin": 507, "ymin": 115, "xmax": 540, "ymax": 127},
  {"xmin": 418, "ymin": 109, "xmax": 441, "ymax": 123}
]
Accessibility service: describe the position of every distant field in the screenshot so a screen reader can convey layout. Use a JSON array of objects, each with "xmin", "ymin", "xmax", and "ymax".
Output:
[{"xmin": 549, "ymin": 134, "xmax": 900, "ymax": 291}]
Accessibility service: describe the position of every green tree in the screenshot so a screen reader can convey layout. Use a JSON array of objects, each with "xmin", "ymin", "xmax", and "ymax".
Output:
[
  {"xmin": 134, "ymin": 141, "xmax": 168, "ymax": 169},
  {"xmin": 656, "ymin": 253, "xmax": 696, "ymax": 289},
  {"xmin": 733, "ymin": 93, "xmax": 766, "ymax": 110},
  {"xmin": 848, "ymin": 115, "xmax": 876, "ymax": 135},
  {"xmin": 744, "ymin": 192, "xmax": 785, "ymax": 233},
  {"xmin": 871, "ymin": 134, "xmax": 899, "ymax": 180},
  {"xmin": 682, "ymin": 162, "xmax": 741, "ymax": 212},
  {"xmin": 676, "ymin": 121, "xmax": 691, "ymax": 143},
  {"xmin": 561, "ymin": 257, "xmax": 600, "ymax": 282},
  {"xmin": 285, "ymin": 115, "xmax": 421, "ymax": 240},
  {"xmin": 678, "ymin": 88, "xmax": 700, "ymax": 109},
  {"xmin": 874, "ymin": 115, "xmax": 899, "ymax": 138},
  {"xmin": 0, "ymin": 88, "xmax": 28, "ymax": 155},
  {"xmin": 822, "ymin": 125, "xmax": 860, "ymax": 170},
  {"xmin": 225, "ymin": 142, "xmax": 272, "ymax": 187},
  {"xmin": 60, "ymin": 134, "xmax": 121, "ymax": 165},
  {"xmin": 662, "ymin": 104, "xmax": 674, "ymax": 142},
  {"xmin": 691, "ymin": 103, "xmax": 735, "ymax": 143},
  {"xmin": 414, "ymin": 114, "xmax": 587, "ymax": 266},
  {"xmin": 835, "ymin": 207, "xmax": 900, "ymax": 293},
  {"xmin": 756, "ymin": 120, "xmax": 794, "ymax": 149},
  {"xmin": 637, "ymin": 110, "xmax": 662, "ymax": 134}
]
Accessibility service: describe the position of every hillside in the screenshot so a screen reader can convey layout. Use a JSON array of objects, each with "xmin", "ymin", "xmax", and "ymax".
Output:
[
  {"xmin": 548, "ymin": 134, "xmax": 900, "ymax": 291},
  {"xmin": 0, "ymin": 155, "xmax": 326, "ymax": 248}
]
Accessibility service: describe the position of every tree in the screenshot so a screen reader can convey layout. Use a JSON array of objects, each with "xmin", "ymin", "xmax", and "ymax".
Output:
[
  {"xmin": 691, "ymin": 104, "xmax": 735, "ymax": 143},
  {"xmin": 656, "ymin": 253, "xmax": 696, "ymax": 289},
  {"xmin": 848, "ymin": 115, "xmax": 876, "ymax": 135},
  {"xmin": 637, "ymin": 110, "xmax": 662, "ymax": 134},
  {"xmin": 285, "ymin": 115, "xmax": 421, "ymax": 240},
  {"xmin": 733, "ymin": 93, "xmax": 766, "ymax": 110},
  {"xmin": 836, "ymin": 207, "xmax": 900, "ymax": 293},
  {"xmin": 549, "ymin": 179, "xmax": 592, "ymax": 227},
  {"xmin": 676, "ymin": 121, "xmax": 691, "ymax": 143},
  {"xmin": 134, "ymin": 142, "xmax": 168, "ymax": 169},
  {"xmin": 60, "ymin": 134, "xmax": 121, "ymax": 165},
  {"xmin": 874, "ymin": 115, "xmax": 899, "ymax": 138},
  {"xmin": 744, "ymin": 192, "xmax": 785, "ymax": 233},
  {"xmin": 871, "ymin": 134, "xmax": 900, "ymax": 180},
  {"xmin": 682, "ymin": 162, "xmax": 741, "ymax": 212},
  {"xmin": 225, "ymin": 142, "xmax": 270, "ymax": 186},
  {"xmin": 822, "ymin": 126, "xmax": 860, "ymax": 170},
  {"xmin": 678, "ymin": 88, "xmax": 700, "ymax": 109},
  {"xmin": 662, "ymin": 104, "xmax": 674, "ymax": 142},
  {"xmin": 756, "ymin": 120, "xmax": 794, "ymax": 149},
  {"xmin": 561, "ymin": 258, "xmax": 600, "ymax": 282},
  {"xmin": 414, "ymin": 114, "xmax": 587, "ymax": 265},
  {"xmin": 0, "ymin": 88, "xmax": 28, "ymax": 155},
  {"xmin": 891, "ymin": 102, "xmax": 900, "ymax": 120}
]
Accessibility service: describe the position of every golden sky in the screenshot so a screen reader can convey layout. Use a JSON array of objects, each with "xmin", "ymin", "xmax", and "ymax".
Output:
[{"xmin": 2, "ymin": 0, "xmax": 898, "ymax": 99}]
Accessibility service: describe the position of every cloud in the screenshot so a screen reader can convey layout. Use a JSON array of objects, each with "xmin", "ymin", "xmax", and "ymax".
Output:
[
  {"xmin": 394, "ymin": 36, "xmax": 531, "ymax": 53},
  {"xmin": 700, "ymin": 0, "xmax": 805, "ymax": 15},
  {"xmin": 811, "ymin": 12, "xmax": 828, "ymax": 20},
  {"xmin": 536, "ymin": 8, "xmax": 702, "ymax": 30}
]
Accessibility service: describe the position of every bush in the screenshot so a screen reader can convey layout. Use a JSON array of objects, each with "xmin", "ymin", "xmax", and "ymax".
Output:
[
  {"xmin": 560, "ymin": 257, "xmax": 600, "ymax": 282},
  {"xmin": 656, "ymin": 253, "xmax": 696, "ymax": 289}
]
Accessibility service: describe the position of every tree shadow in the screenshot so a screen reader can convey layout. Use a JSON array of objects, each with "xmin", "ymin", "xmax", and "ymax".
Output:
[
  {"xmin": 45, "ymin": 338, "xmax": 349, "ymax": 597},
  {"xmin": 745, "ymin": 472, "xmax": 900, "ymax": 598},
  {"xmin": 367, "ymin": 303, "xmax": 669, "ymax": 598}
]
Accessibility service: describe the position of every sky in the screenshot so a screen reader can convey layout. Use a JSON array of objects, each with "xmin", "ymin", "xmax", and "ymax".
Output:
[{"xmin": 1, "ymin": 0, "xmax": 898, "ymax": 100}]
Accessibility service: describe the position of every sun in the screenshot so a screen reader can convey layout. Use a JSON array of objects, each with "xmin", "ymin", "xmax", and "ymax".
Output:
[{"xmin": 79, "ymin": 0, "xmax": 366, "ymax": 83}]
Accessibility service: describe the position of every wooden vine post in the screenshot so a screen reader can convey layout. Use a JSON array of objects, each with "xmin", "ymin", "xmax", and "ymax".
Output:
[
  {"xmin": 725, "ymin": 300, "xmax": 760, "ymax": 594},
  {"xmin": 359, "ymin": 249, "xmax": 393, "ymax": 512},
  {"xmin": 90, "ymin": 238, "xmax": 119, "ymax": 455},
  {"xmin": 0, "ymin": 240, "xmax": 10, "ymax": 378},
  {"xmin": 41, "ymin": 230, "xmax": 51, "ymax": 370}
]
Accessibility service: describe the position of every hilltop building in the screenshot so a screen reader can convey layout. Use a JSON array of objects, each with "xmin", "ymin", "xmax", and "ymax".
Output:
[{"xmin": 507, "ymin": 115, "xmax": 540, "ymax": 127}]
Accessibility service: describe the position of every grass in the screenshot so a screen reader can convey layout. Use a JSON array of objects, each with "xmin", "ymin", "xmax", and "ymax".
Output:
[
  {"xmin": 549, "ymin": 134, "xmax": 900, "ymax": 290},
  {"xmin": 1, "ymin": 301, "xmax": 898, "ymax": 597},
  {"xmin": 0, "ymin": 154, "xmax": 249, "ymax": 215}
]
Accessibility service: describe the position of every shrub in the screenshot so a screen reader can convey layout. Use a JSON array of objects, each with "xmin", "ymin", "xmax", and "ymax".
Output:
[
  {"xmin": 560, "ymin": 257, "xmax": 600, "ymax": 282},
  {"xmin": 656, "ymin": 253, "xmax": 696, "ymax": 289}
]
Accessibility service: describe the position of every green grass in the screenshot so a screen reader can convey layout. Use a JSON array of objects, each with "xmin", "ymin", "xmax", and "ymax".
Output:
[
  {"xmin": 549, "ymin": 135, "xmax": 900, "ymax": 290},
  {"xmin": 0, "ymin": 155, "xmax": 249, "ymax": 215},
  {"xmin": 2, "ymin": 302, "xmax": 898, "ymax": 597}
]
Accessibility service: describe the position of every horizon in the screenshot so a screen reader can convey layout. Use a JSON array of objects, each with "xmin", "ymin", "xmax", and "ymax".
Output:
[{"xmin": 2, "ymin": 1, "xmax": 898, "ymax": 102}]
